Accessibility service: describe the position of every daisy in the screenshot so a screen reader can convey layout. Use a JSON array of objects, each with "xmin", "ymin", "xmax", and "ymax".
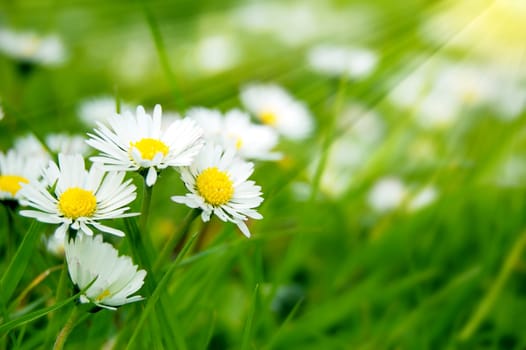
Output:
[
  {"xmin": 77, "ymin": 96, "xmax": 133, "ymax": 127},
  {"xmin": 65, "ymin": 234, "xmax": 146, "ymax": 310},
  {"xmin": 87, "ymin": 104, "xmax": 205, "ymax": 186},
  {"xmin": 187, "ymin": 107, "xmax": 280, "ymax": 160},
  {"xmin": 240, "ymin": 83, "xmax": 314, "ymax": 140},
  {"xmin": 14, "ymin": 133, "xmax": 51, "ymax": 161},
  {"xmin": 19, "ymin": 154, "xmax": 138, "ymax": 238},
  {"xmin": 407, "ymin": 186, "xmax": 438, "ymax": 212},
  {"xmin": 0, "ymin": 28, "xmax": 66, "ymax": 66},
  {"xmin": 171, "ymin": 143, "xmax": 263, "ymax": 237},
  {"xmin": 45, "ymin": 234, "xmax": 65, "ymax": 257},
  {"xmin": 307, "ymin": 44, "xmax": 378, "ymax": 79},
  {"xmin": 46, "ymin": 133, "xmax": 91, "ymax": 156},
  {"xmin": 367, "ymin": 177, "xmax": 407, "ymax": 213},
  {"xmin": 0, "ymin": 149, "xmax": 46, "ymax": 202},
  {"xmin": 193, "ymin": 34, "xmax": 240, "ymax": 74}
]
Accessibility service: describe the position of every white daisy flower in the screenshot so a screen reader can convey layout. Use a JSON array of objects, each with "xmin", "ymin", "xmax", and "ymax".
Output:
[
  {"xmin": 0, "ymin": 149, "xmax": 46, "ymax": 202},
  {"xmin": 45, "ymin": 133, "xmax": 91, "ymax": 156},
  {"xmin": 45, "ymin": 234, "xmax": 65, "ymax": 257},
  {"xmin": 367, "ymin": 177, "xmax": 407, "ymax": 213},
  {"xmin": 193, "ymin": 34, "xmax": 240, "ymax": 74},
  {"xmin": 87, "ymin": 104, "xmax": 205, "ymax": 187},
  {"xmin": 77, "ymin": 96, "xmax": 133, "ymax": 127},
  {"xmin": 0, "ymin": 28, "xmax": 66, "ymax": 66},
  {"xmin": 171, "ymin": 143, "xmax": 263, "ymax": 237},
  {"xmin": 19, "ymin": 154, "xmax": 138, "ymax": 239},
  {"xmin": 240, "ymin": 83, "xmax": 314, "ymax": 140},
  {"xmin": 307, "ymin": 44, "xmax": 378, "ymax": 79},
  {"xmin": 14, "ymin": 133, "xmax": 51, "ymax": 161},
  {"xmin": 188, "ymin": 107, "xmax": 280, "ymax": 161},
  {"xmin": 65, "ymin": 234, "xmax": 146, "ymax": 310},
  {"xmin": 407, "ymin": 186, "xmax": 438, "ymax": 212}
]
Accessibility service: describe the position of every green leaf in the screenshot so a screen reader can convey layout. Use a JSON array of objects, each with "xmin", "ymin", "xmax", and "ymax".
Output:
[
  {"xmin": 0, "ymin": 222, "xmax": 43, "ymax": 308},
  {"xmin": 0, "ymin": 293, "xmax": 77, "ymax": 335},
  {"xmin": 241, "ymin": 284, "xmax": 260, "ymax": 350},
  {"xmin": 125, "ymin": 233, "xmax": 199, "ymax": 350}
]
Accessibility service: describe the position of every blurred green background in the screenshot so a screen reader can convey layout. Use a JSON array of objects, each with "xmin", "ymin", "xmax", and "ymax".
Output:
[{"xmin": 2, "ymin": 0, "xmax": 526, "ymax": 349}]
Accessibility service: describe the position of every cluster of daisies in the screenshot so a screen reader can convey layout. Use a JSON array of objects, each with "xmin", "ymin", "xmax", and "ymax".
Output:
[{"xmin": 0, "ymin": 83, "xmax": 314, "ymax": 310}]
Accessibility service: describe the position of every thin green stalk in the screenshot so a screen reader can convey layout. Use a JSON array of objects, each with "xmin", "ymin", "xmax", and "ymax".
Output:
[
  {"xmin": 153, "ymin": 208, "xmax": 200, "ymax": 273},
  {"xmin": 0, "ymin": 221, "xmax": 42, "ymax": 308},
  {"xmin": 309, "ymin": 75, "xmax": 348, "ymax": 202},
  {"xmin": 10, "ymin": 265, "xmax": 62, "ymax": 312},
  {"xmin": 241, "ymin": 284, "xmax": 260, "ymax": 350},
  {"xmin": 139, "ymin": 182, "xmax": 153, "ymax": 233},
  {"xmin": 458, "ymin": 230, "xmax": 526, "ymax": 341},
  {"xmin": 125, "ymin": 233, "xmax": 199, "ymax": 350},
  {"xmin": 5, "ymin": 205, "xmax": 16, "ymax": 260},
  {"xmin": 44, "ymin": 264, "xmax": 71, "ymax": 348},
  {"xmin": 52, "ymin": 307, "xmax": 80, "ymax": 350},
  {"xmin": 139, "ymin": 0, "xmax": 185, "ymax": 110}
]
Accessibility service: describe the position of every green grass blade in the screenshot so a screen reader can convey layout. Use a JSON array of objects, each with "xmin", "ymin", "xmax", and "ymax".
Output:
[
  {"xmin": 0, "ymin": 222, "xmax": 42, "ymax": 308},
  {"xmin": 241, "ymin": 284, "xmax": 260, "ymax": 350},
  {"xmin": 125, "ymin": 232, "xmax": 199, "ymax": 350},
  {"xmin": 0, "ymin": 293, "xmax": 78, "ymax": 335}
]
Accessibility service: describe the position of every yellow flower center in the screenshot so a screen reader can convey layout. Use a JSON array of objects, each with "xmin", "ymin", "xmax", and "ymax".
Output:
[
  {"xmin": 0, "ymin": 175, "xmax": 29, "ymax": 196},
  {"xmin": 130, "ymin": 138, "xmax": 169, "ymax": 161},
  {"xmin": 462, "ymin": 88, "xmax": 479, "ymax": 104},
  {"xmin": 58, "ymin": 187, "xmax": 97, "ymax": 219},
  {"xmin": 259, "ymin": 110, "xmax": 277, "ymax": 126},
  {"xmin": 196, "ymin": 167, "xmax": 234, "ymax": 206},
  {"xmin": 236, "ymin": 138, "xmax": 243, "ymax": 150},
  {"xmin": 95, "ymin": 289, "xmax": 111, "ymax": 302},
  {"xmin": 22, "ymin": 37, "xmax": 41, "ymax": 57}
]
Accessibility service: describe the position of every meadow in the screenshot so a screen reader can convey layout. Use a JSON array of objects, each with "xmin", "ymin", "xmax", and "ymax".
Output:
[{"xmin": 1, "ymin": 0, "xmax": 526, "ymax": 349}]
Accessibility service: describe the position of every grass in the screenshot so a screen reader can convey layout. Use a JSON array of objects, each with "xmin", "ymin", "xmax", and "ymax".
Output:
[{"xmin": 1, "ymin": 0, "xmax": 526, "ymax": 349}]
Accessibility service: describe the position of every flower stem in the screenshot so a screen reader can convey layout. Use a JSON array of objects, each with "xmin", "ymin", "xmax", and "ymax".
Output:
[
  {"xmin": 5, "ymin": 205, "xmax": 16, "ymax": 259},
  {"xmin": 139, "ymin": 0, "xmax": 185, "ymax": 110},
  {"xmin": 309, "ymin": 74, "xmax": 348, "ymax": 202},
  {"xmin": 458, "ymin": 230, "xmax": 526, "ymax": 341},
  {"xmin": 153, "ymin": 208, "xmax": 200, "ymax": 273},
  {"xmin": 53, "ymin": 306, "xmax": 80, "ymax": 350},
  {"xmin": 139, "ymin": 182, "xmax": 153, "ymax": 233}
]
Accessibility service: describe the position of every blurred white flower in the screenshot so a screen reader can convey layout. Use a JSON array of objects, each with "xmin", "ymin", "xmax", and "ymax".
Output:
[
  {"xmin": 19, "ymin": 154, "xmax": 138, "ymax": 238},
  {"xmin": 0, "ymin": 28, "xmax": 66, "ymax": 66},
  {"xmin": 188, "ymin": 107, "xmax": 280, "ymax": 161},
  {"xmin": 407, "ymin": 186, "xmax": 438, "ymax": 211},
  {"xmin": 368, "ymin": 177, "xmax": 438, "ymax": 213},
  {"xmin": 232, "ymin": 2, "xmax": 371, "ymax": 46},
  {"xmin": 14, "ymin": 134, "xmax": 50, "ymax": 161},
  {"xmin": 367, "ymin": 177, "xmax": 406, "ymax": 213},
  {"xmin": 494, "ymin": 156, "xmax": 526, "ymax": 187},
  {"xmin": 65, "ymin": 234, "xmax": 146, "ymax": 310},
  {"xmin": 389, "ymin": 58, "xmax": 526, "ymax": 128},
  {"xmin": 240, "ymin": 83, "xmax": 314, "ymax": 140},
  {"xmin": 194, "ymin": 35, "xmax": 240, "ymax": 74},
  {"xmin": 78, "ymin": 96, "xmax": 133, "ymax": 127},
  {"xmin": 112, "ymin": 39, "xmax": 157, "ymax": 85},
  {"xmin": 307, "ymin": 44, "xmax": 378, "ymax": 79},
  {"xmin": 414, "ymin": 89, "xmax": 461, "ymax": 130},
  {"xmin": 232, "ymin": 2, "xmax": 319, "ymax": 45},
  {"xmin": 316, "ymin": 104, "xmax": 384, "ymax": 197},
  {"xmin": 171, "ymin": 143, "xmax": 263, "ymax": 238},
  {"xmin": 87, "ymin": 104, "xmax": 204, "ymax": 186},
  {"xmin": 0, "ymin": 150, "xmax": 46, "ymax": 202},
  {"xmin": 45, "ymin": 234, "xmax": 65, "ymax": 257},
  {"xmin": 0, "ymin": 102, "xmax": 4, "ymax": 121},
  {"xmin": 46, "ymin": 133, "xmax": 90, "ymax": 156}
]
